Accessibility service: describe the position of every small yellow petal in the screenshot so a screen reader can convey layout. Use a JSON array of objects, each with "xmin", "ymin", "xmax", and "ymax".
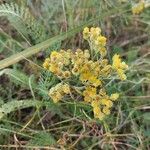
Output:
[{"xmin": 110, "ymin": 93, "xmax": 119, "ymax": 101}]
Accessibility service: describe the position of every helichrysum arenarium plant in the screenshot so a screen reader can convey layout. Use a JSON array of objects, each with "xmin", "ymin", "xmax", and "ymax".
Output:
[{"xmin": 43, "ymin": 27, "xmax": 128, "ymax": 120}]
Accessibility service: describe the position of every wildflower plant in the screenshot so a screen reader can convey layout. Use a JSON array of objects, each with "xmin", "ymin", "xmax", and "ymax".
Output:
[{"xmin": 43, "ymin": 27, "xmax": 128, "ymax": 120}]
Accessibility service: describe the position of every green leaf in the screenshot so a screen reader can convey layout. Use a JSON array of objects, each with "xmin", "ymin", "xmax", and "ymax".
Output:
[
  {"xmin": 0, "ymin": 68, "xmax": 36, "ymax": 88},
  {"xmin": 143, "ymin": 112, "xmax": 150, "ymax": 124},
  {"xmin": 0, "ymin": 100, "xmax": 41, "ymax": 119},
  {"xmin": 28, "ymin": 131, "xmax": 56, "ymax": 146},
  {"xmin": 0, "ymin": 2, "xmax": 47, "ymax": 43},
  {"xmin": 127, "ymin": 49, "xmax": 138, "ymax": 63},
  {"xmin": 112, "ymin": 45, "xmax": 123, "ymax": 54},
  {"xmin": 0, "ymin": 99, "xmax": 64, "ymax": 120}
]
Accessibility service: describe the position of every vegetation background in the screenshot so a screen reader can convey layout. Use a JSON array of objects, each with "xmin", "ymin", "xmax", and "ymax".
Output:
[{"xmin": 0, "ymin": 0, "xmax": 150, "ymax": 149}]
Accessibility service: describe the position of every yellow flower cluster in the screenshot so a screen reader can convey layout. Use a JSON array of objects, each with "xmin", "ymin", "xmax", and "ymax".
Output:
[
  {"xmin": 83, "ymin": 86, "xmax": 119, "ymax": 120},
  {"xmin": 43, "ymin": 27, "xmax": 128, "ymax": 120},
  {"xmin": 48, "ymin": 83, "xmax": 70, "ymax": 103},
  {"xmin": 43, "ymin": 50, "xmax": 72, "ymax": 79},
  {"xmin": 112, "ymin": 54, "xmax": 128, "ymax": 80},
  {"xmin": 132, "ymin": 1, "xmax": 145, "ymax": 15},
  {"xmin": 83, "ymin": 27, "xmax": 107, "ymax": 57}
]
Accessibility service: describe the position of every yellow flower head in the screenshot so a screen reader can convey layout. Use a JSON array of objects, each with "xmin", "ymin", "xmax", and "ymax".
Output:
[
  {"xmin": 83, "ymin": 86, "xmax": 97, "ymax": 102},
  {"xmin": 132, "ymin": 1, "xmax": 145, "ymax": 15},
  {"xmin": 99, "ymin": 47, "xmax": 107, "ymax": 57},
  {"xmin": 101, "ymin": 99, "xmax": 113, "ymax": 108},
  {"xmin": 93, "ymin": 106, "xmax": 104, "ymax": 120},
  {"xmin": 72, "ymin": 66, "xmax": 79, "ymax": 75},
  {"xmin": 101, "ymin": 65, "xmax": 112, "ymax": 77},
  {"xmin": 49, "ymin": 83, "xmax": 70, "ymax": 103},
  {"xmin": 50, "ymin": 51, "xmax": 62, "ymax": 62},
  {"xmin": 95, "ymin": 36, "xmax": 107, "ymax": 47},
  {"xmin": 83, "ymin": 27, "xmax": 90, "ymax": 39},
  {"xmin": 84, "ymin": 50, "xmax": 90, "ymax": 59},
  {"xmin": 43, "ymin": 58, "xmax": 50, "ymax": 69},
  {"xmin": 89, "ymin": 76, "xmax": 101, "ymax": 87},
  {"xmin": 112, "ymin": 54, "xmax": 121, "ymax": 69},
  {"xmin": 99, "ymin": 88, "xmax": 107, "ymax": 97},
  {"xmin": 103, "ymin": 107, "xmax": 110, "ymax": 115},
  {"xmin": 91, "ymin": 100, "xmax": 99, "ymax": 108},
  {"xmin": 63, "ymin": 84, "xmax": 70, "ymax": 94},
  {"xmin": 117, "ymin": 69, "xmax": 127, "ymax": 80},
  {"xmin": 90, "ymin": 27, "xmax": 101, "ymax": 40},
  {"xmin": 49, "ymin": 86, "xmax": 62, "ymax": 103},
  {"xmin": 120, "ymin": 61, "xmax": 128, "ymax": 70},
  {"xmin": 100, "ymin": 59, "xmax": 108, "ymax": 67},
  {"xmin": 110, "ymin": 93, "xmax": 119, "ymax": 101},
  {"xmin": 63, "ymin": 71, "xmax": 71, "ymax": 79},
  {"xmin": 49, "ymin": 64, "xmax": 60, "ymax": 74},
  {"xmin": 50, "ymin": 92, "xmax": 62, "ymax": 103},
  {"xmin": 112, "ymin": 54, "xmax": 128, "ymax": 80}
]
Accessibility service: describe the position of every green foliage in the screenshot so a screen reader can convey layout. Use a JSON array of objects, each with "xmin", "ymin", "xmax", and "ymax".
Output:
[
  {"xmin": 0, "ymin": 122, "xmax": 12, "ymax": 144},
  {"xmin": 38, "ymin": 70, "xmax": 58, "ymax": 99},
  {"xmin": 40, "ymin": 0, "xmax": 63, "ymax": 32},
  {"xmin": 0, "ymin": 100, "xmax": 41, "ymax": 119},
  {"xmin": 0, "ymin": 68, "xmax": 36, "ymax": 87},
  {"xmin": 127, "ymin": 49, "xmax": 139, "ymax": 63},
  {"xmin": 143, "ymin": 112, "xmax": 150, "ymax": 124},
  {"xmin": 0, "ymin": 2, "xmax": 47, "ymax": 44},
  {"xmin": 28, "ymin": 131, "xmax": 56, "ymax": 146}
]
